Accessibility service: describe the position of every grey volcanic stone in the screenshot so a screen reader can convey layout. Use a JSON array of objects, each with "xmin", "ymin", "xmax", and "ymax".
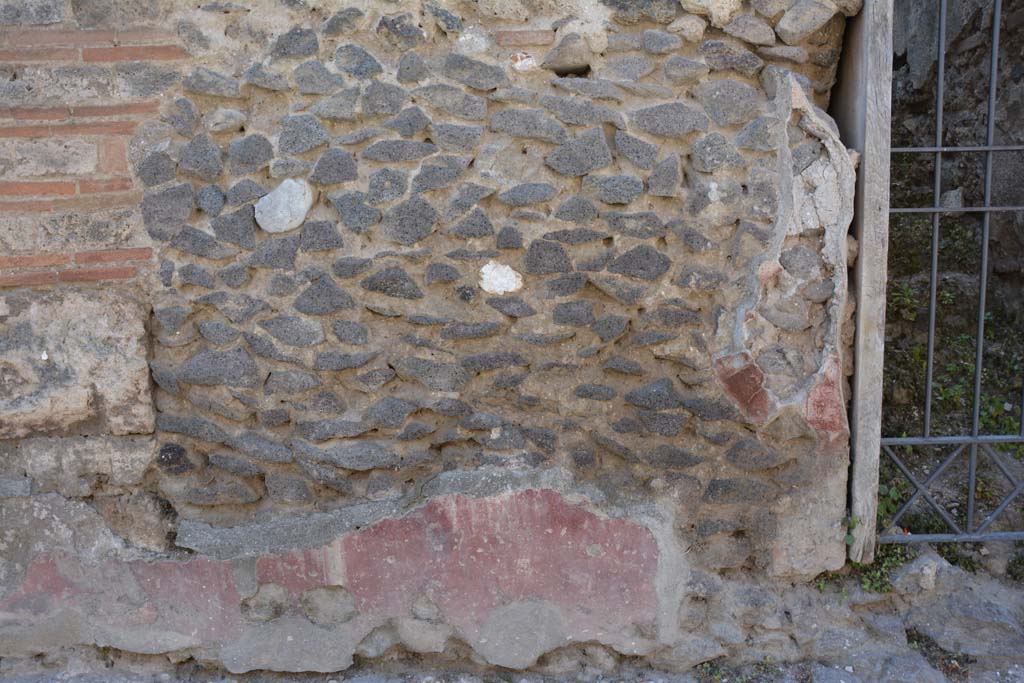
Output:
[
  {"xmin": 197, "ymin": 185, "xmax": 225, "ymax": 217},
  {"xmin": 259, "ymin": 315, "xmax": 324, "ymax": 347},
  {"xmin": 273, "ymin": 26, "xmax": 318, "ymax": 58},
  {"xmin": 394, "ymin": 356, "xmax": 469, "ymax": 391},
  {"xmin": 414, "ymin": 84, "xmax": 487, "ymax": 120},
  {"xmin": 179, "ymin": 134, "xmax": 223, "ymax": 181},
  {"xmin": 249, "ymin": 235, "xmax": 299, "ymax": 269},
  {"xmin": 384, "ymin": 106, "xmax": 431, "ymax": 137},
  {"xmin": 183, "ymin": 67, "xmax": 241, "ymax": 97},
  {"xmin": 614, "ymin": 131, "xmax": 657, "ymax": 169},
  {"xmin": 137, "ymin": 151, "xmax": 176, "ymax": 186},
  {"xmin": 380, "ymin": 196, "xmax": 438, "ymax": 245},
  {"xmin": 362, "ymin": 81, "xmax": 409, "ymax": 116},
  {"xmin": 632, "ymin": 103, "xmax": 708, "ymax": 138},
  {"xmin": 198, "ymin": 320, "xmax": 240, "ymax": 344},
  {"xmin": 461, "ymin": 351, "xmax": 528, "ymax": 373},
  {"xmin": 376, "ymin": 13, "xmax": 425, "ymax": 49},
  {"xmin": 310, "ymin": 87, "xmax": 360, "ymax": 121},
  {"xmin": 365, "ymin": 397, "xmax": 418, "ymax": 428},
  {"xmin": 212, "ymin": 205, "xmax": 257, "ymax": 249},
  {"xmin": 539, "ymin": 94, "xmax": 625, "ymax": 128},
  {"xmin": 543, "ymin": 228, "xmax": 605, "ymax": 244},
  {"xmin": 279, "ymin": 114, "xmax": 330, "ymax": 154},
  {"xmin": 608, "ymin": 244, "xmax": 671, "ymax": 281},
  {"xmin": 171, "ymin": 227, "xmax": 237, "ymax": 259},
  {"xmin": 545, "ymin": 127, "xmax": 613, "ymax": 176},
  {"xmin": 576, "ymin": 384, "xmax": 616, "ymax": 400},
  {"xmin": 332, "ymin": 257, "xmax": 372, "ymax": 278},
  {"xmin": 444, "ymin": 53, "xmax": 508, "ymax": 91},
  {"xmin": 265, "ymin": 369, "xmax": 321, "ymax": 394},
  {"xmin": 546, "ymin": 272, "xmax": 587, "ymax": 295},
  {"xmin": 397, "ymin": 51, "xmax": 429, "ymax": 83},
  {"xmin": 298, "ymin": 440, "xmax": 402, "ymax": 471},
  {"xmin": 643, "ymin": 29, "xmax": 683, "ymax": 53},
  {"xmin": 330, "ymin": 191, "xmax": 381, "ymax": 233},
  {"xmin": 551, "ymin": 77, "xmax": 623, "ymax": 102},
  {"xmin": 412, "ymin": 155, "xmax": 468, "ymax": 193},
  {"xmin": 360, "ymin": 265, "xmax": 423, "ymax": 299},
  {"xmin": 293, "ymin": 276, "xmax": 355, "ymax": 314},
  {"xmin": 606, "ymin": 211, "xmax": 665, "ymax": 238},
  {"xmin": 300, "ymin": 221, "xmax": 344, "ymax": 252},
  {"xmin": 647, "ymin": 155, "xmax": 681, "ymax": 197},
  {"xmin": 294, "ymin": 60, "xmax": 344, "ymax": 94},
  {"xmin": 604, "ymin": 55, "xmax": 655, "ymax": 80},
  {"xmin": 553, "ymin": 300, "xmax": 595, "ymax": 326},
  {"xmin": 693, "ymin": 79, "xmax": 761, "ymax": 126},
  {"xmin": 776, "ymin": 0, "xmax": 836, "ymax": 44},
  {"xmin": 367, "ymin": 168, "xmax": 408, "ymax": 205},
  {"xmin": 540, "ymin": 32, "xmax": 592, "ymax": 74},
  {"xmin": 736, "ymin": 116, "xmax": 782, "ymax": 151},
  {"xmin": 554, "ymin": 195, "xmax": 599, "ymax": 223},
  {"xmin": 691, "ymin": 132, "xmax": 744, "ymax": 172},
  {"xmin": 426, "ymin": 3, "xmax": 462, "ymax": 32},
  {"xmin": 624, "ymin": 378, "xmax": 684, "ymax": 409},
  {"xmin": 726, "ymin": 438, "xmax": 791, "ymax": 470},
  {"xmin": 323, "ymin": 7, "xmax": 363, "ymax": 35},
  {"xmin": 432, "ymin": 123, "xmax": 483, "ymax": 152},
  {"xmin": 332, "ymin": 320, "xmax": 368, "ymax": 344},
  {"xmin": 489, "ymin": 108, "xmax": 568, "ymax": 144},
  {"xmin": 296, "ymin": 419, "xmax": 369, "ymax": 442},
  {"xmin": 334, "ymin": 44, "xmax": 382, "ymax": 78},
  {"xmin": 142, "ymin": 183, "xmax": 194, "ymax": 239},
  {"xmin": 703, "ymin": 478, "xmax": 772, "ymax": 503},
  {"xmin": 497, "ymin": 183, "xmax": 557, "ymax": 206},
  {"xmin": 724, "ymin": 14, "xmax": 776, "ymax": 45},
  {"xmin": 226, "ymin": 179, "xmax": 265, "ymax": 205},
  {"xmin": 584, "ymin": 174, "xmax": 643, "ymax": 204},
  {"xmin": 663, "ymin": 56, "xmax": 710, "ymax": 85},
  {"xmin": 310, "ymin": 148, "xmax": 358, "ymax": 185},
  {"xmin": 313, "ymin": 350, "xmax": 379, "ymax": 371},
  {"xmin": 179, "ymin": 346, "xmax": 260, "ymax": 387},
  {"xmin": 228, "ymin": 135, "xmax": 273, "ymax": 175},
  {"xmin": 425, "ymin": 262, "xmax": 461, "ymax": 283},
  {"xmin": 449, "ymin": 207, "xmax": 494, "ymax": 238},
  {"xmin": 218, "ymin": 263, "xmax": 250, "ymax": 288},
  {"xmin": 524, "ymin": 240, "xmax": 572, "ymax": 274},
  {"xmin": 592, "ymin": 314, "xmax": 629, "ymax": 341},
  {"xmin": 243, "ymin": 63, "xmax": 289, "ymax": 91},
  {"xmin": 699, "ymin": 40, "xmax": 765, "ymax": 76},
  {"xmin": 362, "ymin": 140, "xmax": 437, "ymax": 162},
  {"xmin": 448, "ymin": 183, "xmax": 495, "ymax": 220},
  {"xmin": 496, "ymin": 225, "xmax": 523, "ymax": 249},
  {"xmin": 441, "ymin": 321, "xmax": 502, "ymax": 339}
]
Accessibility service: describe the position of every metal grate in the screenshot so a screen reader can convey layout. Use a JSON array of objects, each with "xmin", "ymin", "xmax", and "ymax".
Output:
[{"xmin": 880, "ymin": 0, "xmax": 1024, "ymax": 544}]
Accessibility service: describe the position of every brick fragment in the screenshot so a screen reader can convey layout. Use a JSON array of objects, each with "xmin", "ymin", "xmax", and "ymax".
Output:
[
  {"xmin": 74, "ymin": 248, "xmax": 152, "ymax": 264},
  {"xmin": 58, "ymin": 265, "xmax": 138, "ymax": 282},
  {"xmin": 494, "ymin": 30, "xmax": 555, "ymax": 46}
]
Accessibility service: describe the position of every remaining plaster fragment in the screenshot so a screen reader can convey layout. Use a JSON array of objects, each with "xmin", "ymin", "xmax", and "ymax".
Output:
[{"xmin": 479, "ymin": 261, "xmax": 523, "ymax": 294}]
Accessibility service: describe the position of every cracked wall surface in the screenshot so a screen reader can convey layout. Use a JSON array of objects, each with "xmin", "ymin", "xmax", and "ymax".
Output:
[{"xmin": 0, "ymin": 0, "xmax": 860, "ymax": 675}]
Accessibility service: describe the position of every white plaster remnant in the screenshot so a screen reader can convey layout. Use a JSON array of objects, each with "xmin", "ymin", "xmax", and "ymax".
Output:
[
  {"xmin": 255, "ymin": 178, "xmax": 314, "ymax": 233},
  {"xmin": 479, "ymin": 261, "xmax": 523, "ymax": 294}
]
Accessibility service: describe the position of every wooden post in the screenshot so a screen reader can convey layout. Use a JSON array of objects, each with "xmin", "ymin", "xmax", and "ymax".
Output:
[{"xmin": 830, "ymin": 0, "xmax": 894, "ymax": 564}]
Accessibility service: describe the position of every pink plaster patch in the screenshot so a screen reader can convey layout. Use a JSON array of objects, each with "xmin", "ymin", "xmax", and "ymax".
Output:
[
  {"xmin": 715, "ymin": 352, "xmax": 775, "ymax": 423},
  {"xmin": 343, "ymin": 489, "xmax": 659, "ymax": 637},
  {"xmin": 805, "ymin": 354, "xmax": 849, "ymax": 443}
]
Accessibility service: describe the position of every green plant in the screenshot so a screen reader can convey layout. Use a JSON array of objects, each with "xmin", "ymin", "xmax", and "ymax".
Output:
[
  {"xmin": 877, "ymin": 483, "xmax": 904, "ymax": 524},
  {"xmin": 1008, "ymin": 553, "xmax": 1024, "ymax": 582},
  {"xmin": 850, "ymin": 543, "xmax": 914, "ymax": 592},
  {"xmin": 889, "ymin": 281, "xmax": 920, "ymax": 322}
]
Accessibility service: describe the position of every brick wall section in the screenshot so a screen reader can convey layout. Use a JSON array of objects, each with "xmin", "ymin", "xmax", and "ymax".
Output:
[{"xmin": 0, "ymin": 24, "xmax": 181, "ymax": 286}]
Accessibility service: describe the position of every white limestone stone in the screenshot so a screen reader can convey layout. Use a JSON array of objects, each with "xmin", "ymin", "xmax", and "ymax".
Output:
[
  {"xmin": 479, "ymin": 261, "xmax": 523, "ymax": 294},
  {"xmin": 255, "ymin": 178, "xmax": 314, "ymax": 233}
]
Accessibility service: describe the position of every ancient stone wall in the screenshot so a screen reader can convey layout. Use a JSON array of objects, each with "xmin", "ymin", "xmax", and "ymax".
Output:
[{"xmin": 0, "ymin": 0, "xmax": 860, "ymax": 676}]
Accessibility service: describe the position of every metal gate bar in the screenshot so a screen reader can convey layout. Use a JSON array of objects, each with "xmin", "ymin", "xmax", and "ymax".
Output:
[{"xmin": 879, "ymin": 0, "xmax": 1024, "ymax": 544}]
